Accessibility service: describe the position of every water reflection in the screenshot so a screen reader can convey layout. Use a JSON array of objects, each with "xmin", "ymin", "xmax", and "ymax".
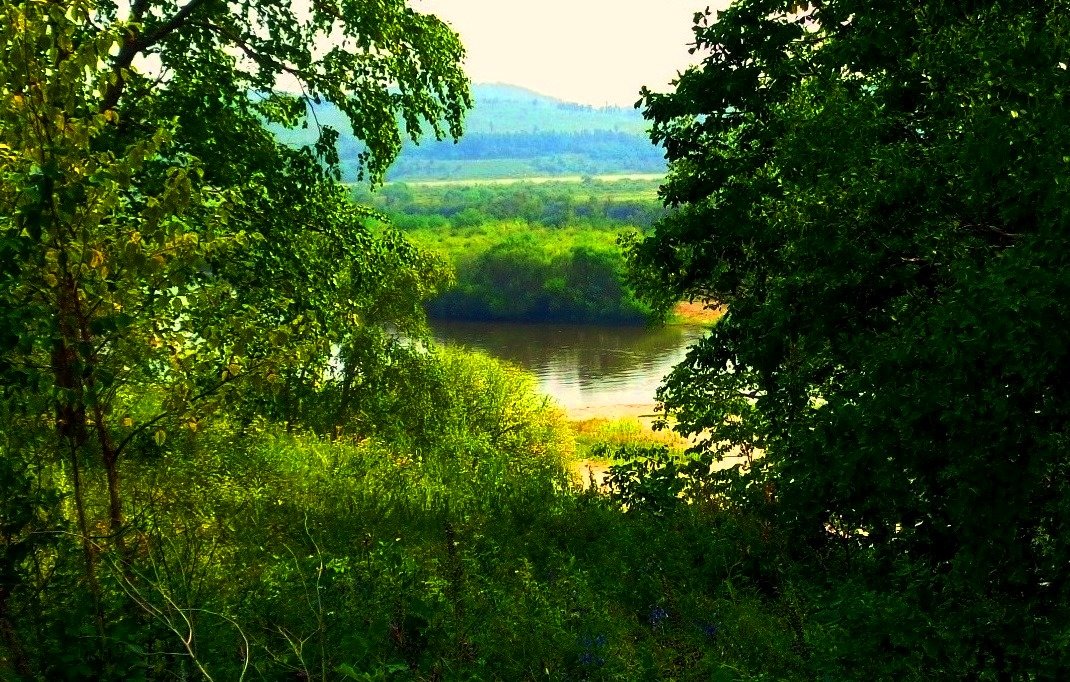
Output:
[{"xmin": 430, "ymin": 320, "xmax": 708, "ymax": 414}]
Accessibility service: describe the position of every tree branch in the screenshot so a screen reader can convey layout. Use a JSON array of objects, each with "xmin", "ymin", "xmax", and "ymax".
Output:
[
  {"xmin": 962, "ymin": 222, "xmax": 1019, "ymax": 241},
  {"xmin": 113, "ymin": 368, "xmax": 248, "ymax": 458},
  {"xmin": 101, "ymin": 0, "xmax": 212, "ymax": 112},
  {"xmin": 193, "ymin": 20, "xmax": 315, "ymax": 84},
  {"xmin": 129, "ymin": 0, "xmax": 152, "ymax": 22},
  {"xmin": 141, "ymin": 0, "xmax": 211, "ymax": 49}
]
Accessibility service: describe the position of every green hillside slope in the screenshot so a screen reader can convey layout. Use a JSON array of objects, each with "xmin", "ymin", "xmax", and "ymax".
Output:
[{"xmin": 274, "ymin": 84, "xmax": 664, "ymax": 181}]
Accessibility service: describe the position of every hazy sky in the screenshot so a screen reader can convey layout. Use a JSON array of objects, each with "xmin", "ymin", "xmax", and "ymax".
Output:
[{"xmin": 416, "ymin": 0, "xmax": 729, "ymax": 107}]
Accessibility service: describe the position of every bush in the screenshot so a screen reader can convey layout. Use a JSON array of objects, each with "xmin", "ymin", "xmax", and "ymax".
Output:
[{"xmin": 425, "ymin": 233, "xmax": 651, "ymax": 324}]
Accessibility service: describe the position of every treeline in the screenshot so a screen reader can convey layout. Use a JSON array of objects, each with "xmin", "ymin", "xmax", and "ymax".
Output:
[
  {"xmin": 386, "ymin": 153, "xmax": 664, "ymax": 182},
  {"xmin": 354, "ymin": 181, "xmax": 664, "ymax": 325},
  {"xmin": 279, "ymin": 84, "xmax": 660, "ymax": 181},
  {"xmin": 375, "ymin": 131, "xmax": 665, "ymax": 184},
  {"xmin": 395, "ymin": 131, "xmax": 662, "ymax": 163},
  {"xmin": 355, "ymin": 179, "xmax": 666, "ymax": 230},
  {"xmin": 427, "ymin": 234, "xmax": 651, "ymax": 324}
]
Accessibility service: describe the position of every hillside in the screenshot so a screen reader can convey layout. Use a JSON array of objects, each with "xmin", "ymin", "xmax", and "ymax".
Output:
[
  {"xmin": 275, "ymin": 83, "xmax": 665, "ymax": 181},
  {"xmin": 441, "ymin": 83, "xmax": 651, "ymax": 135}
]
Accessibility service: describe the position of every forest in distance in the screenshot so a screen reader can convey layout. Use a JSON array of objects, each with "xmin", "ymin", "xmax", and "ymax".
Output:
[
  {"xmin": 277, "ymin": 84, "xmax": 666, "ymax": 182},
  {"xmin": 1, "ymin": 0, "xmax": 1069, "ymax": 680},
  {"xmin": 351, "ymin": 179, "xmax": 670, "ymax": 325}
]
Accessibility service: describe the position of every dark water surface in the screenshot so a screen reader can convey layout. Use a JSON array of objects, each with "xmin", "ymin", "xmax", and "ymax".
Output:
[{"xmin": 429, "ymin": 320, "xmax": 708, "ymax": 415}]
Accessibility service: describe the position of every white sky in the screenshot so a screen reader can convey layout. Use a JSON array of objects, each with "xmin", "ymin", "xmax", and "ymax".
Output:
[{"xmin": 415, "ymin": 0, "xmax": 730, "ymax": 107}]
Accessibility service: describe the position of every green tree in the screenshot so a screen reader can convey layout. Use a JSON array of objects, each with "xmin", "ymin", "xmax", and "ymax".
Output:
[
  {"xmin": 631, "ymin": 0, "xmax": 1070, "ymax": 675},
  {"xmin": 0, "ymin": 0, "xmax": 467, "ymax": 674}
]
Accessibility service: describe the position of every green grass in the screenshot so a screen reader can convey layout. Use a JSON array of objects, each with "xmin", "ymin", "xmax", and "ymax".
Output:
[
  {"xmin": 372, "ymin": 175, "xmax": 663, "ymax": 202},
  {"xmin": 403, "ymin": 220, "xmax": 627, "ymax": 262},
  {"xmin": 85, "ymin": 347, "xmax": 810, "ymax": 679},
  {"xmin": 571, "ymin": 416, "xmax": 690, "ymax": 461}
]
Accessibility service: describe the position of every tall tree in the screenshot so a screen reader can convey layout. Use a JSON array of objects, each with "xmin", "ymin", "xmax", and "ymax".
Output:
[
  {"xmin": 632, "ymin": 0, "xmax": 1070, "ymax": 675},
  {"xmin": 0, "ymin": 0, "xmax": 467, "ymax": 674}
]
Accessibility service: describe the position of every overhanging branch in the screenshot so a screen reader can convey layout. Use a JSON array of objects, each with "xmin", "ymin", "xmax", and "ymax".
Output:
[{"xmin": 101, "ymin": 0, "xmax": 211, "ymax": 112}]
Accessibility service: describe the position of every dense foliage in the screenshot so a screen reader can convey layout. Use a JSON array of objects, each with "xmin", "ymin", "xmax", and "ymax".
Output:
[
  {"xmin": 352, "ymin": 180, "xmax": 662, "ymax": 324},
  {"xmin": 6, "ymin": 0, "xmax": 1067, "ymax": 678},
  {"xmin": 0, "ymin": 3, "xmax": 771, "ymax": 680},
  {"xmin": 423, "ymin": 231, "xmax": 650, "ymax": 324},
  {"xmin": 0, "ymin": 0, "xmax": 465, "ymax": 676},
  {"xmin": 630, "ymin": 0, "xmax": 1070, "ymax": 675}
]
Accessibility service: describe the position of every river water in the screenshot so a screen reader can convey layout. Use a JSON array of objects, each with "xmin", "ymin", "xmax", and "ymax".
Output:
[{"xmin": 429, "ymin": 320, "xmax": 708, "ymax": 419}]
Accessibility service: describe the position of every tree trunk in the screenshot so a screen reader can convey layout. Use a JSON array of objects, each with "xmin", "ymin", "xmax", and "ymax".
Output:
[
  {"xmin": 68, "ymin": 440, "xmax": 108, "ymax": 669},
  {"xmin": 57, "ymin": 269, "xmax": 132, "ymax": 569},
  {"xmin": 0, "ymin": 586, "xmax": 33, "ymax": 680},
  {"xmin": 52, "ymin": 279, "xmax": 86, "ymax": 448}
]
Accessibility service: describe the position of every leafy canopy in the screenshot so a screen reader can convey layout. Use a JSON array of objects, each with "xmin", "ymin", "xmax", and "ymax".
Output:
[
  {"xmin": 632, "ymin": 0, "xmax": 1070, "ymax": 674},
  {"xmin": 0, "ymin": 1, "xmax": 468, "ymax": 672},
  {"xmin": 0, "ymin": 0, "xmax": 469, "ymax": 437}
]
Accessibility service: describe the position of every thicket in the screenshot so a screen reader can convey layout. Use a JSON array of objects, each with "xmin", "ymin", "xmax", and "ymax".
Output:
[
  {"xmin": 352, "ymin": 182, "xmax": 663, "ymax": 325},
  {"xmin": 0, "ymin": 2, "xmax": 801, "ymax": 680},
  {"xmin": 403, "ymin": 228, "xmax": 648, "ymax": 325},
  {"xmin": 628, "ymin": 0, "xmax": 1070, "ymax": 676}
]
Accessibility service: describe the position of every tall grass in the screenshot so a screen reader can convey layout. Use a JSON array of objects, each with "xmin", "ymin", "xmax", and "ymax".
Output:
[{"xmin": 3, "ymin": 343, "xmax": 811, "ymax": 680}]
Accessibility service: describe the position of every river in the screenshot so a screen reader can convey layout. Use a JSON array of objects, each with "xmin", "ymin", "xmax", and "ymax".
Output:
[{"xmin": 429, "ymin": 320, "xmax": 709, "ymax": 420}]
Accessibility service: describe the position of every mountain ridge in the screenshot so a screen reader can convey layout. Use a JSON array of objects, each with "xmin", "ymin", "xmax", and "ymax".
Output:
[{"xmin": 274, "ymin": 83, "xmax": 663, "ymax": 181}]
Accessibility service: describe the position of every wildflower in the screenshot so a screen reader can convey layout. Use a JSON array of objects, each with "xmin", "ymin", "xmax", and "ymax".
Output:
[
  {"xmin": 579, "ymin": 633, "xmax": 608, "ymax": 667},
  {"xmin": 648, "ymin": 605, "xmax": 668, "ymax": 626}
]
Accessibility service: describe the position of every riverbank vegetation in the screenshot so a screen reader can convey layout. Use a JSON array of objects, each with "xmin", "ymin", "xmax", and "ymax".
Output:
[
  {"xmin": 626, "ymin": 0, "xmax": 1070, "ymax": 676},
  {"xmin": 355, "ymin": 178, "xmax": 722, "ymax": 327},
  {"xmin": 415, "ymin": 225, "xmax": 651, "ymax": 324},
  {"xmin": 2, "ymin": 0, "xmax": 1068, "ymax": 679},
  {"xmin": 354, "ymin": 180, "xmax": 666, "ymax": 324}
]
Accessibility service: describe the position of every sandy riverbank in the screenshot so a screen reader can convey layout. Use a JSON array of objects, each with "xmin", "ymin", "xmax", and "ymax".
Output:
[
  {"xmin": 564, "ymin": 402, "xmax": 677, "ymax": 490},
  {"xmin": 564, "ymin": 401, "xmax": 753, "ymax": 490},
  {"xmin": 562, "ymin": 402, "xmax": 660, "ymax": 422}
]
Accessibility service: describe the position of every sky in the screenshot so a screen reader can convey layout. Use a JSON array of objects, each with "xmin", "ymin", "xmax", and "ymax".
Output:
[{"xmin": 415, "ymin": 0, "xmax": 730, "ymax": 107}]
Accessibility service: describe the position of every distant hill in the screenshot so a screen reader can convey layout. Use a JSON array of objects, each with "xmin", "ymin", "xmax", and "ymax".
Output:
[
  {"xmin": 445, "ymin": 83, "xmax": 650, "ymax": 135},
  {"xmin": 273, "ymin": 84, "xmax": 664, "ymax": 182}
]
